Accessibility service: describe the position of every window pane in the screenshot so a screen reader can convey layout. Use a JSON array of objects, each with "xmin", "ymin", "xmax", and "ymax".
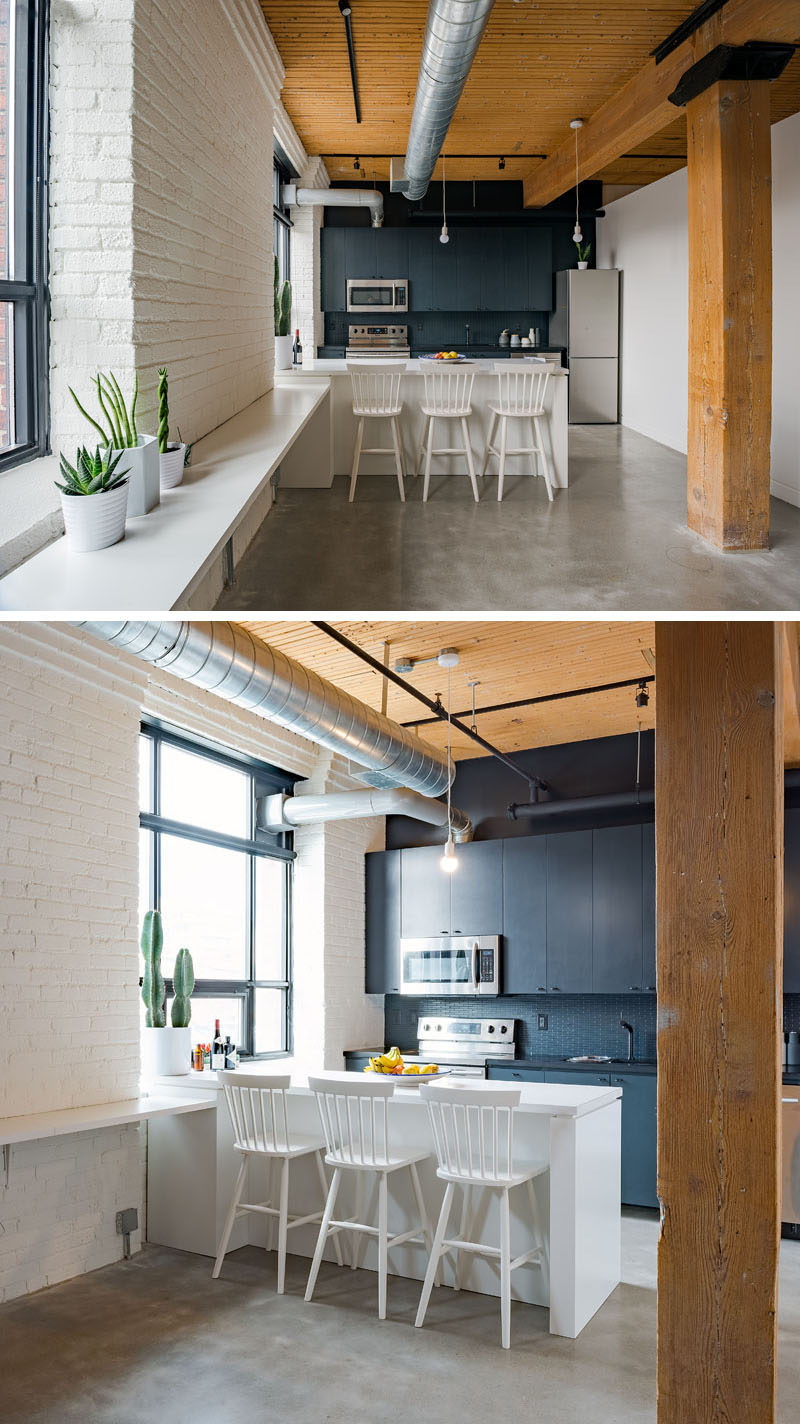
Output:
[
  {"xmin": 0, "ymin": 302, "xmax": 14, "ymax": 452},
  {"xmin": 139, "ymin": 734, "xmax": 153, "ymax": 813},
  {"xmin": 0, "ymin": 1, "xmax": 12, "ymax": 280},
  {"xmin": 254, "ymin": 988, "xmax": 285, "ymax": 1054},
  {"xmin": 160, "ymin": 741, "xmax": 249, "ymax": 837},
  {"xmin": 160, "ymin": 835, "xmax": 248, "ymax": 979},
  {"xmin": 255, "ymin": 856, "xmax": 285, "ymax": 979},
  {"xmin": 170, "ymin": 996, "xmax": 244, "ymax": 1056},
  {"xmin": 139, "ymin": 828, "xmax": 153, "ymax": 934}
]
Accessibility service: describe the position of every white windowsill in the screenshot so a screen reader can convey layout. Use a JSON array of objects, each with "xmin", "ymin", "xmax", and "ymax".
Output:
[{"xmin": 0, "ymin": 453, "xmax": 62, "ymax": 577}]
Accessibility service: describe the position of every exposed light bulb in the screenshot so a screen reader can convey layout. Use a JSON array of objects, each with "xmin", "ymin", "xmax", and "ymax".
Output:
[
  {"xmin": 441, "ymin": 834, "xmax": 458, "ymax": 872},
  {"xmin": 573, "ymin": 222, "xmax": 583, "ymax": 244},
  {"xmin": 439, "ymin": 222, "xmax": 449, "ymax": 244}
]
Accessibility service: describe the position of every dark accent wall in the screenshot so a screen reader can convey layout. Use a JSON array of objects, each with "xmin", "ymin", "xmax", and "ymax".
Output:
[
  {"xmin": 385, "ymin": 730, "xmax": 655, "ymax": 849},
  {"xmin": 324, "ymin": 308, "xmax": 553, "ymax": 353}
]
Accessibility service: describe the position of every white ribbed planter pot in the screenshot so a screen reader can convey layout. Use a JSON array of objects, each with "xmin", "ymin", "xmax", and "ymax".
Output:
[
  {"xmin": 116, "ymin": 434, "xmax": 160, "ymax": 516},
  {"xmin": 159, "ymin": 442, "xmax": 186, "ymax": 490},
  {"xmin": 60, "ymin": 482, "xmax": 129, "ymax": 552},
  {"xmin": 577, "ymin": 261, "xmax": 589, "ymax": 270},
  {"xmin": 275, "ymin": 334, "xmax": 293, "ymax": 370},
  {"xmin": 143, "ymin": 1025, "xmax": 191, "ymax": 1078}
]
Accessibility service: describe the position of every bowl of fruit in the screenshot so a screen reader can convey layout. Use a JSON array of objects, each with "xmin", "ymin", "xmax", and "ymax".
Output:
[
  {"xmin": 421, "ymin": 350, "xmax": 467, "ymax": 362},
  {"xmin": 363, "ymin": 1047, "xmax": 448, "ymax": 1085}
]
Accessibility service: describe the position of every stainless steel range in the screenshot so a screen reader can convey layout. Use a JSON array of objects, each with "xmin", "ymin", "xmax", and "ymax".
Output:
[
  {"xmin": 346, "ymin": 324, "xmax": 410, "ymax": 358},
  {"xmin": 401, "ymin": 1016, "xmax": 516, "ymax": 1079}
]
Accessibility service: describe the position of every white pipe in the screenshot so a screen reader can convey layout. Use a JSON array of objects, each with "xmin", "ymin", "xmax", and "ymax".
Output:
[
  {"xmin": 260, "ymin": 790, "xmax": 473, "ymax": 842},
  {"xmin": 282, "ymin": 184, "xmax": 384, "ymax": 228}
]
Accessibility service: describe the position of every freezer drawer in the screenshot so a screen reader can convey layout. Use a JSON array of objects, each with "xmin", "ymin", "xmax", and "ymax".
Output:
[
  {"xmin": 783, "ymin": 1092, "xmax": 800, "ymax": 1225},
  {"xmin": 569, "ymin": 357, "xmax": 619, "ymax": 423}
]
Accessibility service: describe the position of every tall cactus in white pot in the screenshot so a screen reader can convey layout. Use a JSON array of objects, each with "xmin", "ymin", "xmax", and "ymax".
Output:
[
  {"xmin": 274, "ymin": 255, "xmax": 293, "ymax": 370},
  {"xmin": 156, "ymin": 367, "xmax": 187, "ymax": 490},
  {"xmin": 140, "ymin": 909, "xmax": 195, "ymax": 1077}
]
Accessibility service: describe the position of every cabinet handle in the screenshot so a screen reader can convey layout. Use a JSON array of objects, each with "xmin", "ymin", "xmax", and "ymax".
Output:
[
  {"xmin": 551, "ymin": 986, "xmax": 561, "ymax": 992},
  {"xmin": 630, "ymin": 985, "xmax": 640, "ymax": 992},
  {"xmin": 646, "ymin": 985, "xmax": 657, "ymax": 992},
  {"xmin": 538, "ymin": 986, "xmax": 546, "ymax": 992}
]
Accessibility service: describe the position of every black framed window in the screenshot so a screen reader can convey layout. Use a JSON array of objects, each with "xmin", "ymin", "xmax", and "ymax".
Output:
[
  {"xmin": 139, "ymin": 723, "xmax": 296, "ymax": 1059},
  {"xmin": 0, "ymin": 0, "xmax": 49, "ymax": 471},
  {"xmin": 274, "ymin": 154, "xmax": 291, "ymax": 288}
]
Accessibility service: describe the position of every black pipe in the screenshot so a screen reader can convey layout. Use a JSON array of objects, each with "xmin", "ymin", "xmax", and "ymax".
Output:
[
  {"xmin": 340, "ymin": 5, "xmax": 361, "ymax": 124},
  {"xmin": 312, "ymin": 622, "xmax": 549, "ymax": 796},
  {"xmin": 508, "ymin": 790, "xmax": 654, "ymax": 824},
  {"xmin": 651, "ymin": 0, "xmax": 729, "ymax": 64},
  {"xmin": 402, "ymin": 675, "xmax": 655, "ymax": 729}
]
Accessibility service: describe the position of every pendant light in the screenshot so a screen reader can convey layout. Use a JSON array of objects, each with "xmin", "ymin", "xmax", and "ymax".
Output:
[
  {"xmin": 441, "ymin": 663, "xmax": 458, "ymax": 872},
  {"xmin": 439, "ymin": 154, "xmax": 449, "ymax": 245},
  {"xmin": 570, "ymin": 118, "xmax": 584, "ymax": 245}
]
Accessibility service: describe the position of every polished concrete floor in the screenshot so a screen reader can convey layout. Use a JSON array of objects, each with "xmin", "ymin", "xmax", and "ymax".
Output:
[
  {"xmin": 216, "ymin": 426, "xmax": 800, "ymax": 612},
  {"xmin": 2, "ymin": 1213, "xmax": 799, "ymax": 1423}
]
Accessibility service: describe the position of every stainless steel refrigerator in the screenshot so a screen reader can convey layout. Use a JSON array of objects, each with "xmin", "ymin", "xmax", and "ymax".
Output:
[{"xmin": 550, "ymin": 269, "xmax": 619, "ymax": 423}]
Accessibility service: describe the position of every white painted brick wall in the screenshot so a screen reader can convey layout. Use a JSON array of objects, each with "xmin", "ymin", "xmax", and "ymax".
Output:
[
  {"xmin": 0, "ymin": 622, "xmax": 386, "ymax": 1300},
  {"xmin": 290, "ymin": 157, "xmax": 329, "ymax": 360}
]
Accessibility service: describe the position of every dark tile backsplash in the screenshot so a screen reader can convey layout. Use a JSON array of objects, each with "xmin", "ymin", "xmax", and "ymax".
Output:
[
  {"xmin": 384, "ymin": 993, "xmax": 658, "ymax": 1062},
  {"xmin": 384, "ymin": 992, "xmax": 800, "ymax": 1062},
  {"xmin": 324, "ymin": 309, "xmax": 552, "ymax": 353}
]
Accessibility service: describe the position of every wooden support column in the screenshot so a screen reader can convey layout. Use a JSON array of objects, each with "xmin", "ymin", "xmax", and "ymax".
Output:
[
  {"xmin": 656, "ymin": 622, "xmax": 783, "ymax": 1423},
  {"xmin": 687, "ymin": 80, "xmax": 773, "ymax": 549}
]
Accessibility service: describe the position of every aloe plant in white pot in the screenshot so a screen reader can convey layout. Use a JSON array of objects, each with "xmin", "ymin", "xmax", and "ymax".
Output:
[
  {"xmin": 140, "ymin": 909, "xmax": 195, "ymax": 1077},
  {"xmin": 70, "ymin": 371, "xmax": 159, "ymax": 516},
  {"xmin": 55, "ymin": 443, "xmax": 131, "ymax": 552}
]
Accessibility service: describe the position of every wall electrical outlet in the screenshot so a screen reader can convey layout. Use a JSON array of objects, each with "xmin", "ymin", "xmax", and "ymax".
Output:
[{"xmin": 538, "ymin": 1013, "xmax": 548, "ymax": 1030}]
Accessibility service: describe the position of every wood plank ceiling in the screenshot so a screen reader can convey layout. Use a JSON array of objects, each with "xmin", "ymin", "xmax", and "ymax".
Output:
[
  {"xmin": 260, "ymin": 0, "xmax": 800, "ymax": 194},
  {"xmin": 242, "ymin": 620, "xmax": 657, "ymax": 759}
]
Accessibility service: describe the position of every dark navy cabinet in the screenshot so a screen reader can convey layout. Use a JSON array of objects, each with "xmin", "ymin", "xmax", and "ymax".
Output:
[
  {"xmin": 365, "ymin": 849, "xmax": 402, "ymax": 993},
  {"xmin": 611, "ymin": 1071, "xmax": 658, "ymax": 1208},
  {"xmin": 592, "ymin": 825, "xmax": 644, "ymax": 992},
  {"xmin": 546, "ymin": 830, "xmax": 593, "ymax": 992},
  {"xmin": 786, "ymin": 810, "xmax": 800, "ymax": 992},
  {"xmin": 642, "ymin": 823, "xmax": 657, "ymax": 992},
  {"xmin": 399, "ymin": 840, "xmax": 502, "ymax": 937},
  {"xmin": 320, "ymin": 228, "xmax": 347, "ymax": 311},
  {"xmin": 400, "ymin": 845, "xmax": 451, "ymax": 937},
  {"xmin": 487, "ymin": 1065, "xmax": 546, "ymax": 1083},
  {"xmin": 502, "ymin": 836, "xmax": 547, "ymax": 993}
]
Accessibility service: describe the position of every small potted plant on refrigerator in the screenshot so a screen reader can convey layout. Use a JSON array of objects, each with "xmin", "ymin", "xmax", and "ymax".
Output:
[
  {"xmin": 55, "ymin": 443, "xmax": 131, "ymax": 552},
  {"xmin": 576, "ymin": 242, "xmax": 592, "ymax": 271},
  {"xmin": 274, "ymin": 255, "xmax": 293, "ymax": 370},
  {"xmin": 70, "ymin": 371, "xmax": 159, "ymax": 516},
  {"xmin": 141, "ymin": 909, "xmax": 195, "ymax": 1077},
  {"xmin": 156, "ymin": 367, "xmax": 187, "ymax": 489}
]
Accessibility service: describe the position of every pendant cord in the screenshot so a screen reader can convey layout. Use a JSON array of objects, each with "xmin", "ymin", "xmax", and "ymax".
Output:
[
  {"xmin": 446, "ymin": 664, "xmax": 452, "ymax": 837},
  {"xmin": 575, "ymin": 125, "xmax": 579, "ymax": 230},
  {"xmin": 442, "ymin": 155, "xmax": 447, "ymax": 228}
]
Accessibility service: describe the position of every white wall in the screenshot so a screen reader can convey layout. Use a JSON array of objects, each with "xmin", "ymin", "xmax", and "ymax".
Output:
[
  {"xmin": 596, "ymin": 109, "xmax": 800, "ymax": 504},
  {"xmin": 0, "ymin": 622, "xmax": 385, "ymax": 1302}
]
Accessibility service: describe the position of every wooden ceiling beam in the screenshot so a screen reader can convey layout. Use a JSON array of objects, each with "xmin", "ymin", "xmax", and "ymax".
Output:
[{"xmin": 521, "ymin": 0, "xmax": 800, "ymax": 207}]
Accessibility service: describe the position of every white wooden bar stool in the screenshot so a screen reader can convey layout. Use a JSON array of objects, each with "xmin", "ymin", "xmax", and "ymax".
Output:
[
  {"xmin": 213, "ymin": 1071, "xmax": 343, "ymax": 1294},
  {"xmin": 482, "ymin": 361, "xmax": 555, "ymax": 502},
  {"xmin": 347, "ymin": 361, "xmax": 407, "ymax": 503},
  {"xmin": 415, "ymin": 1083, "xmax": 548, "ymax": 1349},
  {"xmin": 305, "ymin": 1074, "xmax": 437, "ymax": 1320},
  {"xmin": 417, "ymin": 365, "xmax": 479, "ymax": 502}
]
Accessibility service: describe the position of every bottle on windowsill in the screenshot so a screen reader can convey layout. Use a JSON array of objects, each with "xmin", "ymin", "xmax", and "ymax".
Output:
[
  {"xmin": 293, "ymin": 328, "xmax": 302, "ymax": 366},
  {"xmin": 211, "ymin": 1019, "xmax": 226, "ymax": 1071}
]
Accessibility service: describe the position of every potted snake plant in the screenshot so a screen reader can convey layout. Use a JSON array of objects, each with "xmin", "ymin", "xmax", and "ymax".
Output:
[
  {"xmin": 140, "ymin": 909, "xmax": 195, "ymax": 1077},
  {"xmin": 576, "ymin": 242, "xmax": 592, "ymax": 271},
  {"xmin": 156, "ymin": 367, "xmax": 187, "ymax": 489},
  {"xmin": 70, "ymin": 371, "xmax": 159, "ymax": 516},
  {"xmin": 274, "ymin": 255, "xmax": 293, "ymax": 370},
  {"xmin": 55, "ymin": 444, "xmax": 131, "ymax": 552}
]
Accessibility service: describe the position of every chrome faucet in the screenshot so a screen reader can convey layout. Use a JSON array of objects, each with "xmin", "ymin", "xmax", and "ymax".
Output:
[
  {"xmin": 620, "ymin": 1018, "xmax": 635, "ymax": 1063},
  {"xmin": 465, "ymin": 323, "xmax": 470, "ymax": 347}
]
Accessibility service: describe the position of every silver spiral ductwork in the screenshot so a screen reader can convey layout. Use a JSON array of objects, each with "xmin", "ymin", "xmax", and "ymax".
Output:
[
  {"xmin": 260, "ymin": 789, "xmax": 472, "ymax": 841},
  {"xmin": 282, "ymin": 184, "xmax": 384, "ymax": 228},
  {"xmin": 402, "ymin": 0, "xmax": 495, "ymax": 201},
  {"xmin": 76, "ymin": 624, "xmax": 470, "ymax": 827}
]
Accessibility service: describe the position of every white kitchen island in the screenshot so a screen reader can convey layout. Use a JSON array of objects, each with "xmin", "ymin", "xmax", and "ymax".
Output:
[
  {"xmin": 276, "ymin": 357, "xmax": 569, "ymax": 492},
  {"xmin": 147, "ymin": 1073, "xmax": 620, "ymax": 1338}
]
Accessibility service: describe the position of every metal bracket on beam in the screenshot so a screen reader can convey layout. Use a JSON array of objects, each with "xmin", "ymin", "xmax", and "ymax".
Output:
[{"xmin": 668, "ymin": 41, "xmax": 796, "ymax": 107}]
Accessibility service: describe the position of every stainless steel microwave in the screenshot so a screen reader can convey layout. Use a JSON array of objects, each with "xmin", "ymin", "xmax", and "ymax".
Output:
[
  {"xmin": 346, "ymin": 278, "xmax": 408, "ymax": 313},
  {"xmin": 399, "ymin": 936, "xmax": 501, "ymax": 996}
]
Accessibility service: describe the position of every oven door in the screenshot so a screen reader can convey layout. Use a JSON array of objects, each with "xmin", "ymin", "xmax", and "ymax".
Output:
[
  {"xmin": 346, "ymin": 279, "xmax": 408, "ymax": 313},
  {"xmin": 399, "ymin": 936, "xmax": 499, "ymax": 996}
]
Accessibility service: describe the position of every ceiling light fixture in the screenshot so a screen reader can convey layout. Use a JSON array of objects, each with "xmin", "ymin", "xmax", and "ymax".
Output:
[
  {"xmin": 441, "ymin": 663, "xmax": 458, "ymax": 873},
  {"xmin": 338, "ymin": 1, "xmax": 352, "ymax": 17},
  {"xmin": 570, "ymin": 118, "xmax": 584, "ymax": 244},
  {"xmin": 353, "ymin": 155, "xmax": 360, "ymax": 169},
  {"xmin": 439, "ymin": 154, "xmax": 449, "ymax": 245},
  {"xmin": 635, "ymin": 680, "xmax": 650, "ymax": 709},
  {"xmin": 499, "ymin": 156, "xmax": 506, "ymax": 171}
]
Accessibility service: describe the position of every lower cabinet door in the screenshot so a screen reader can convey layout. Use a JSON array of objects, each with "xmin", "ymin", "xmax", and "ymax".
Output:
[
  {"xmin": 344, "ymin": 1054, "xmax": 374, "ymax": 1074},
  {"xmin": 542, "ymin": 1069, "xmax": 612, "ymax": 1088},
  {"xmin": 611, "ymin": 1072, "xmax": 658, "ymax": 1208},
  {"xmin": 486, "ymin": 1065, "xmax": 546, "ymax": 1082}
]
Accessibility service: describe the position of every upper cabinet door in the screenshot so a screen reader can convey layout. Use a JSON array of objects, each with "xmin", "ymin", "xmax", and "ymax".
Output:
[
  {"xmin": 449, "ymin": 840, "xmax": 503, "ymax": 935},
  {"xmin": 502, "ymin": 836, "xmax": 547, "ymax": 993},
  {"xmin": 641, "ymin": 822, "xmax": 656, "ymax": 992},
  {"xmin": 546, "ymin": 829, "xmax": 593, "ymax": 992},
  {"xmin": 409, "ymin": 228, "xmax": 436, "ymax": 311},
  {"xmin": 785, "ymin": 809, "xmax": 800, "ymax": 992},
  {"xmin": 347, "ymin": 227, "xmax": 378, "ymax": 278},
  {"xmin": 374, "ymin": 227, "xmax": 409, "ymax": 277},
  {"xmin": 320, "ymin": 228, "xmax": 347, "ymax": 311},
  {"xmin": 365, "ymin": 850, "xmax": 402, "ymax": 994},
  {"xmin": 455, "ymin": 229, "xmax": 484, "ymax": 310},
  {"xmin": 432, "ymin": 227, "xmax": 460, "ymax": 310},
  {"xmin": 592, "ymin": 825, "xmax": 644, "ymax": 992},
  {"xmin": 525, "ymin": 227, "xmax": 554, "ymax": 310},
  {"xmin": 500, "ymin": 229, "xmax": 527, "ymax": 311},
  {"xmin": 400, "ymin": 845, "xmax": 452, "ymax": 937}
]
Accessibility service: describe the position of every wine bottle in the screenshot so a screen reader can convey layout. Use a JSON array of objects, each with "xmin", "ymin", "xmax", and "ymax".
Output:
[
  {"xmin": 212, "ymin": 1019, "xmax": 225, "ymax": 1071},
  {"xmin": 293, "ymin": 328, "xmax": 302, "ymax": 366}
]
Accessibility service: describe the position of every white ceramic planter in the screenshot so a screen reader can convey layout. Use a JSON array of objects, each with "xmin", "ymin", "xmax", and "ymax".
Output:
[
  {"xmin": 115, "ymin": 434, "xmax": 160, "ymax": 516},
  {"xmin": 60, "ymin": 481, "xmax": 129, "ymax": 553},
  {"xmin": 275, "ymin": 334, "xmax": 293, "ymax": 371},
  {"xmin": 578, "ymin": 261, "xmax": 589, "ymax": 270},
  {"xmin": 143, "ymin": 1025, "xmax": 191, "ymax": 1077},
  {"xmin": 159, "ymin": 442, "xmax": 186, "ymax": 490}
]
